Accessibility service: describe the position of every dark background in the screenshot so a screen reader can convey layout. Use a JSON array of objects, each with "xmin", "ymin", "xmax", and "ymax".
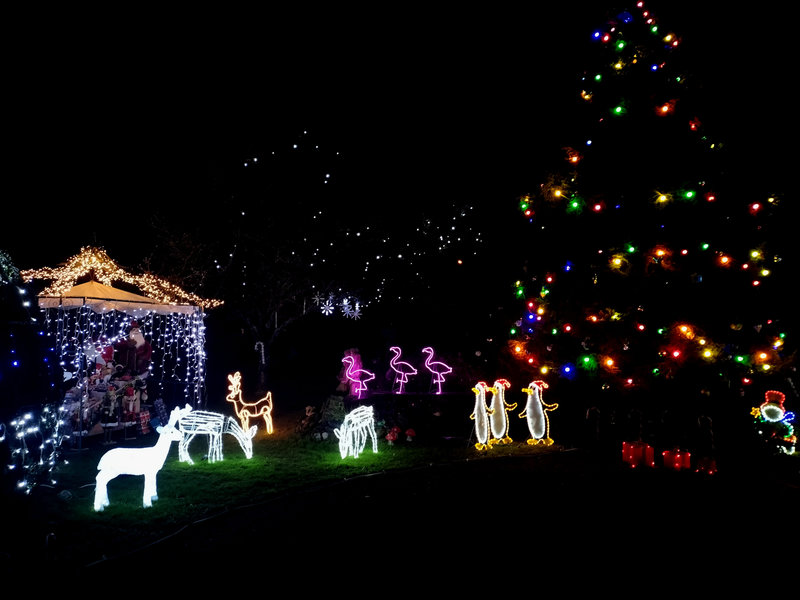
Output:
[
  {"xmin": 3, "ymin": 2, "xmax": 791, "ymax": 268},
  {"xmin": 2, "ymin": 2, "xmax": 793, "ymax": 416}
]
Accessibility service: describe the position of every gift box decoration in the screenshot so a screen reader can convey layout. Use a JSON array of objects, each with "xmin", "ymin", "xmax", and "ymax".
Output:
[
  {"xmin": 622, "ymin": 441, "xmax": 655, "ymax": 468},
  {"xmin": 138, "ymin": 409, "xmax": 151, "ymax": 435},
  {"xmin": 662, "ymin": 448, "xmax": 692, "ymax": 471}
]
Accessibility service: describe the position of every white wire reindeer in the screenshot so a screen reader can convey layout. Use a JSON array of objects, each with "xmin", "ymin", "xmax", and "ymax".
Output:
[
  {"xmin": 334, "ymin": 405, "xmax": 378, "ymax": 459},
  {"xmin": 177, "ymin": 410, "xmax": 257, "ymax": 465},
  {"xmin": 93, "ymin": 403, "xmax": 193, "ymax": 511}
]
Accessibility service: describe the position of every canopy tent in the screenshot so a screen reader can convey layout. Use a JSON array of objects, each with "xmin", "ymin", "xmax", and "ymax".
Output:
[
  {"xmin": 21, "ymin": 247, "xmax": 222, "ymax": 418},
  {"xmin": 37, "ymin": 280, "xmax": 198, "ymax": 315}
]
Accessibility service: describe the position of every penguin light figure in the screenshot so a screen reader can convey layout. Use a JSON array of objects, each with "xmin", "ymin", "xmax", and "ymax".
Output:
[
  {"xmin": 487, "ymin": 379, "xmax": 516, "ymax": 446},
  {"xmin": 519, "ymin": 381, "xmax": 558, "ymax": 446},
  {"xmin": 470, "ymin": 381, "xmax": 494, "ymax": 451}
]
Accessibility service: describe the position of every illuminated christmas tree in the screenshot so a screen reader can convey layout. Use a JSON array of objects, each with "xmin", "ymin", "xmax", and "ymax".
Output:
[{"xmin": 506, "ymin": 4, "xmax": 794, "ymax": 431}]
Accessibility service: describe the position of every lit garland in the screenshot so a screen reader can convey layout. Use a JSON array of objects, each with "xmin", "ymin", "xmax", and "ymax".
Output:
[
  {"xmin": 21, "ymin": 247, "xmax": 222, "ymax": 309},
  {"xmin": 225, "ymin": 371, "xmax": 274, "ymax": 434},
  {"xmin": 519, "ymin": 381, "xmax": 558, "ymax": 446},
  {"xmin": 487, "ymin": 379, "xmax": 516, "ymax": 446},
  {"xmin": 177, "ymin": 409, "xmax": 257, "ymax": 464},
  {"xmin": 333, "ymin": 405, "xmax": 378, "ymax": 459},
  {"xmin": 470, "ymin": 381, "xmax": 493, "ymax": 451},
  {"xmin": 94, "ymin": 404, "xmax": 192, "ymax": 511}
]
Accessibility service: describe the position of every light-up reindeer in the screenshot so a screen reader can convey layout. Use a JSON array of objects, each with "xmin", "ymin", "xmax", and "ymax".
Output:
[
  {"xmin": 94, "ymin": 403, "xmax": 192, "ymax": 511},
  {"xmin": 470, "ymin": 381, "xmax": 494, "ymax": 451},
  {"xmin": 488, "ymin": 378, "xmax": 516, "ymax": 446},
  {"xmin": 225, "ymin": 371, "xmax": 274, "ymax": 434},
  {"xmin": 178, "ymin": 410, "xmax": 257, "ymax": 464},
  {"xmin": 519, "ymin": 380, "xmax": 557, "ymax": 446},
  {"xmin": 333, "ymin": 405, "xmax": 378, "ymax": 459}
]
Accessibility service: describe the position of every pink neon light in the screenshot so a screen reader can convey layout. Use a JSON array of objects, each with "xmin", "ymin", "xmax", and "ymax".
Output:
[
  {"xmin": 389, "ymin": 346, "xmax": 418, "ymax": 394},
  {"xmin": 342, "ymin": 355, "xmax": 375, "ymax": 399},
  {"xmin": 422, "ymin": 346, "xmax": 452, "ymax": 395}
]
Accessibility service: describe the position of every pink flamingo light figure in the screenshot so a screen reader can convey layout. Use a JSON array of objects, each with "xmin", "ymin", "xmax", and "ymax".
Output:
[
  {"xmin": 422, "ymin": 346, "xmax": 452, "ymax": 394},
  {"xmin": 342, "ymin": 355, "xmax": 375, "ymax": 399},
  {"xmin": 389, "ymin": 346, "xmax": 418, "ymax": 394}
]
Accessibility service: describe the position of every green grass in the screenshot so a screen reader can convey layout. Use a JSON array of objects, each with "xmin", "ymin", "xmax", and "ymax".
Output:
[{"xmin": 5, "ymin": 411, "xmax": 562, "ymax": 569}]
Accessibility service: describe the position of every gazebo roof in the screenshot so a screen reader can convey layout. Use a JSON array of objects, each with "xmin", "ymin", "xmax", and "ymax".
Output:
[
  {"xmin": 20, "ymin": 246, "xmax": 223, "ymax": 311},
  {"xmin": 37, "ymin": 279, "xmax": 198, "ymax": 315}
]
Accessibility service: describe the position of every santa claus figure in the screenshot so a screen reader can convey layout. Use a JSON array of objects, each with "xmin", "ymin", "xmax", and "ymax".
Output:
[{"xmin": 114, "ymin": 322, "xmax": 152, "ymax": 376}]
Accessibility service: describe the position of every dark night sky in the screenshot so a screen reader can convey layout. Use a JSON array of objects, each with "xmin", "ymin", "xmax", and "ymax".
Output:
[{"xmin": 3, "ymin": 2, "xmax": 792, "ymax": 271}]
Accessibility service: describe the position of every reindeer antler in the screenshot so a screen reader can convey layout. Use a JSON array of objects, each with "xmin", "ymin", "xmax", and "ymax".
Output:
[{"xmin": 169, "ymin": 403, "xmax": 193, "ymax": 425}]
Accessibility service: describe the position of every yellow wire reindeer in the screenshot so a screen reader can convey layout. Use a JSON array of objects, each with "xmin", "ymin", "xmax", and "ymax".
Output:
[{"xmin": 225, "ymin": 371, "xmax": 274, "ymax": 435}]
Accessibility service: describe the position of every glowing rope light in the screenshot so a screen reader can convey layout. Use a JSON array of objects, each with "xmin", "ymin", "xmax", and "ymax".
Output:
[
  {"xmin": 333, "ymin": 405, "xmax": 378, "ymax": 459},
  {"xmin": 422, "ymin": 346, "xmax": 452, "ymax": 394},
  {"xmin": 487, "ymin": 379, "xmax": 516, "ymax": 446},
  {"xmin": 519, "ymin": 380, "xmax": 557, "ymax": 446},
  {"xmin": 177, "ymin": 409, "xmax": 257, "ymax": 464},
  {"xmin": 341, "ymin": 354, "xmax": 375, "ymax": 399},
  {"xmin": 470, "ymin": 381, "xmax": 493, "ymax": 451},
  {"xmin": 225, "ymin": 371, "xmax": 274, "ymax": 434},
  {"xmin": 388, "ymin": 346, "xmax": 418, "ymax": 394},
  {"xmin": 94, "ymin": 404, "xmax": 192, "ymax": 511},
  {"xmin": 760, "ymin": 390, "xmax": 788, "ymax": 422}
]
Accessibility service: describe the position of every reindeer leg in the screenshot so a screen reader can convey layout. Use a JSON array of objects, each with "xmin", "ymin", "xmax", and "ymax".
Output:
[
  {"xmin": 94, "ymin": 471, "xmax": 113, "ymax": 511},
  {"xmin": 209, "ymin": 433, "xmax": 221, "ymax": 463},
  {"xmin": 143, "ymin": 471, "xmax": 159, "ymax": 507},
  {"xmin": 180, "ymin": 433, "xmax": 196, "ymax": 465},
  {"xmin": 264, "ymin": 414, "xmax": 273, "ymax": 435}
]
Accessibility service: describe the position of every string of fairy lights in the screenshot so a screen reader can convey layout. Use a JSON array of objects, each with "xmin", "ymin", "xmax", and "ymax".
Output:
[
  {"xmin": 20, "ymin": 247, "xmax": 217, "ymax": 404},
  {"xmin": 507, "ymin": 2, "xmax": 790, "ymax": 392},
  {"xmin": 215, "ymin": 128, "xmax": 487, "ymax": 319}
]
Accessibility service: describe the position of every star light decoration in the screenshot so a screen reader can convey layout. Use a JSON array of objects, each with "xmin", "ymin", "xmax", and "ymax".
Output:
[
  {"xmin": 313, "ymin": 293, "xmax": 362, "ymax": 319},
  {"xmin": 507, "ymin": 2, "xmax": 791, "ymax": 392}
]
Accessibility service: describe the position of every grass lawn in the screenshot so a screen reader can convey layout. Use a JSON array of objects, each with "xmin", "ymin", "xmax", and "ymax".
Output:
[
  {"xmin": 4, "ymin": 400, "xmax": 797, "ymax": 576},
  {"xmin": 3, "ymin": 404, "xmax": 570, "ymax": 570}
]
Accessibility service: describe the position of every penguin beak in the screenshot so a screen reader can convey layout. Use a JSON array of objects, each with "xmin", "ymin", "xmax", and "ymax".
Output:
[{"xmin": 522, "ymin": 388, "xmax": 531, "ymax": 393}]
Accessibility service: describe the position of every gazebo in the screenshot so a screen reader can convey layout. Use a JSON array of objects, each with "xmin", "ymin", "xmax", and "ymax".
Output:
[{"xmin": 21, "ymin": 247, "xmax": 222, "ymax": 438}]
